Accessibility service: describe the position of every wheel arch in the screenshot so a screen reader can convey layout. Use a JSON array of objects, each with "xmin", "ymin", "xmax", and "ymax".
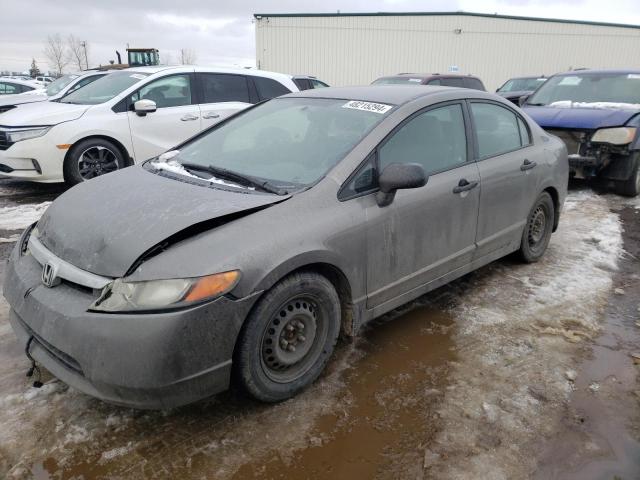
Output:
[{"xmin": 543, "ymin": 185, "xmax": 560, "ymax": 232}]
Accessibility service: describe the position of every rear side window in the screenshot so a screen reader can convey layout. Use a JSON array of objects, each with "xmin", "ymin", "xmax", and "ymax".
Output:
[
  {"xmin": 427, "ymin": 79, "xmax": 441, "ymax": 86},
  {"xmin": 465, "ymin": 78, "xmax": 485, "ymax": 91},
  {"xmin": 0, "ymin": 82, "xmax": 19, "ymax": 94},
  {"xmin": 471, "ymin": 102, "xmax": 524, "ymax": 158},
  {"xmin": 293, "ymin": 78, "xmax": 311, "ymax": 90},
  {"xmin": 379, "ymin": 103, "xmax": 467, "ymax": 175},
  {"xmin": 442, "ymin": 77, "xmax": 465, "ymax": 88},
  {"xmin": 200, "ymin": 74, "xmax": 250, "ymax": 103},
  {"xmin": 517, "ymin": 117, "xmax": 531, "ymax": 145},
  {"xmin": 253, "ymin": 76, "xmax": 291, "ymax": 100}
]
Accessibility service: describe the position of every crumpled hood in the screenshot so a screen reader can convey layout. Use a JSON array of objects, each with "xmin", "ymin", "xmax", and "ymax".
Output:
[
  {"xmin": 0, "ymin": 100, "xmax": 88, "ymax": 126},
  {"xmin": 36, "ymin": 166, "xmax": 289, "ymax": 278},
  {"xmin": 524, "ymin": 105, "xmax": 639, "ymax": 130}
]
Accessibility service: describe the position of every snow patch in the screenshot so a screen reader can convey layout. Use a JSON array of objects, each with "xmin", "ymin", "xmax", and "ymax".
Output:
[
  {"xmin": 151, "ymin": 158, "xmax": 250, "ymax": 190},
  {"xmin": 549, "ymin": 100, "xmax": 640, "ymax": 111},
  {"xmin": 0, "ymin": 202, "xmax": 51, "ymax": 230}
]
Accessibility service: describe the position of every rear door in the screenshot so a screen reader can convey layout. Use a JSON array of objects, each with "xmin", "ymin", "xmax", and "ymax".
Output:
[
  {"xmin": 127, "ymin": 72, "xmax": 200, "ymax": 161},
  {"xmin": 363, "ymin": 101, "xmax": 481, "ymax": 310},
  {"xmin": 197, "ymin": 73, "xmax": 253, "ymax": 128},
  {"xmin": 469, "ymin": 101, "xmax": 541, "ymax": 258}
]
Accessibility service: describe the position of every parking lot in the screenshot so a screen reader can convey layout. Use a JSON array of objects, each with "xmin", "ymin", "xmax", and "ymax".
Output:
[{"xmin": 0, "ymin": 177, "xmax": 638, "ymax": 479}]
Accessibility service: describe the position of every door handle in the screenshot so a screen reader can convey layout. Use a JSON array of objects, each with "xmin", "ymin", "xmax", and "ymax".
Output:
[
  {"xmin": 202, "ymin": 112, "xmax": 221, "ymax": 119},
  {"xmin": 520, "ymin": 159, "xmax": 537, "ymax": 171},
  {"xmin": 453, "ymin": 178, "xmax": 479, "ymax": 194},
  {"xmin": 180, "ymin": 114, "xmax": 199, "ymax": 121}
]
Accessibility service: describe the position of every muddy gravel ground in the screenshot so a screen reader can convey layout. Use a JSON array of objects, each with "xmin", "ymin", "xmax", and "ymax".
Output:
[{"xmin": 0, "ymin": 178, "xmax": 638, "ymax": 479}]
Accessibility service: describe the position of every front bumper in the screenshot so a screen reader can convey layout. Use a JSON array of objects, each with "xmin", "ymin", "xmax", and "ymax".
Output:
[
  {"xmin": 0, "ymin": 135, "xmax": 66, "ymax": 183},
  {"xmin": 4, "ymin": 240, "xmax": 260, "ymax": 409}
]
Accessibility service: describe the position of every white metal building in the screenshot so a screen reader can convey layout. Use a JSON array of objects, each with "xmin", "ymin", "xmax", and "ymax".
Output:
[{"xmin": 254, "ymin": 12, "xmax": 640, "ymax": 91}]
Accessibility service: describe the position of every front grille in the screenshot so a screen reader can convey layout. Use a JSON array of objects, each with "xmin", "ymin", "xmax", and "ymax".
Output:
[
  {"xmin": 0, "ymin": 130, "xmax": 12, "ymax": 151},
  {"xmin": 545, "ymin": 129, "xmax": 589, "ymax": 156}
]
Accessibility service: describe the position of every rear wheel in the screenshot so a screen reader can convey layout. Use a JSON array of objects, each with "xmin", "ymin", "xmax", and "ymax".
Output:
[
  {"xmin": 234, "ymin": 272, "xmax": 340, "ymax": 402},
  {"xmin": 63, "ymin": 138, "xmax": 125, "ymax": 186},
  {"xmin": 614, "ymin": 155, "xmax": 640, "ymax": 197},
  {"xmin": 519, "ymin": 192, "xmax": 554, "ymax": 263}
]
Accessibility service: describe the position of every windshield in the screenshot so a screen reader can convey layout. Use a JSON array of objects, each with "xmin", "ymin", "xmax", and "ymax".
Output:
[
  {"xmin": 59, "ymin": 71, "xmax": 149, "ymax": 105},
  {"xmin": 372, "ymin": 77, "xmax": 424, "ymax": 85},
  {"xmin": 498, "ymin": 77, "xmax": 546, "ymax": 92},
  {"xmin": 161, "ymin": 97, "xmax": 390, "ymax": 189},
  {"xmin": 527, "ymin": 72, "xmax": 640, "ymax": 106},
  {"xmin": 45, "ymin": 74, "xmax": 79, "ymax": 96}
]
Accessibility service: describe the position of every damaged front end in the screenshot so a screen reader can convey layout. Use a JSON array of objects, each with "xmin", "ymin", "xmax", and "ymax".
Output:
[{"xmin": 545, "ymin": 127, "xmax": 638, "ymax": 181}]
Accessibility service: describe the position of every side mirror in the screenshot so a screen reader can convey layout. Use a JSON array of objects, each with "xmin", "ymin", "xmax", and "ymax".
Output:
[
  {"xmin": 518, "ymin": 94, "xmax": 530, "ymax": 107},
  {"xmin": 134, "ymin": 99, "xmax": 157, "ymax": 116},
  {"xmin": 376, "ymin": 163, "xmax": 427, "ymax": 207}
]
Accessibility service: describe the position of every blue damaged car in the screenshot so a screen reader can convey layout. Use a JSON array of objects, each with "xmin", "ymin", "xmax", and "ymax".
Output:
[{"xmin": 522, "ymin": 69, "xmax": 640, "ymax": 196}]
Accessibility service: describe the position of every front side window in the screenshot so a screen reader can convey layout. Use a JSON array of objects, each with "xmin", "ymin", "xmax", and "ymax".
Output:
[
  {"xmin": 471, "ymin": 102, "xmax": 523, "ymax": 158},
  {"xmin": 253, "ymin": 76, "xmax": 290, "ymax": 100},
  {"xmin": 200, "ymin": 74, "xmax": 250, "ymax": 103},
  {"xmin": 131, "ymin": 74, "xmax": 192, "ymax": 108},
  {"xmin": 378, "ymin": 103, "xmax": 467, "ymax": 175},
  {"xmin": 60, "ymin": 71, "xmax": 149, "ymax": 105},
  {"xmin": 67, "ymin": 74, "xmax": 104, "ymax": 94},
  {"xmin": 166, "ymin": 98, "xmax": 389, "ymax": 188},
  {"xmin": 340, "ymin": 155, "xmax": 378, "ymax": 199}
]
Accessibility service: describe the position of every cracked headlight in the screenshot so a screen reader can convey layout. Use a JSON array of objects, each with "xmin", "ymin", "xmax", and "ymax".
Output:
[
  {"xmin": 590, "ymin": 127, "xmax": 637, "ymax": 145},
  {"xmin": 89, "ymin": 270, "xmax": 240, "ymax": 312}
]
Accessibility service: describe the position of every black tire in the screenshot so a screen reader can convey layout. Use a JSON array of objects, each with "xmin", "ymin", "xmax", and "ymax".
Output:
[
  {"xmin": 614, "ymin": 155, "xmax": 640, "ymax": 197},
  {"xmin": 63, "ymin": 138, "xmax": 125, "ymax": 186},
  {"xmin": 234, "ymin": 272, "xmax": 341, "ymax": 402},
  {"xmin": 519, "ymin": 192, "xmax": 555, "ymax": 263}
]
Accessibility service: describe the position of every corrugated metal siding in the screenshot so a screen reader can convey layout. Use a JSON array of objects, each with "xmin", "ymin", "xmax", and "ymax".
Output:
[{"xmin": 255, "ymin": 14, "xmax": 640, "ymax": 90}]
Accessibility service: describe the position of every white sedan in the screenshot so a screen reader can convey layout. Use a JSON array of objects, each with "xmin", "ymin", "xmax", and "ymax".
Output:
[
  {"xmin": 0, "ymin": 78, "xmax": 41, "ymax": 95},
  {"xmin": 0, "ymin": 66, "xmax": 302, "ymax": 185}
]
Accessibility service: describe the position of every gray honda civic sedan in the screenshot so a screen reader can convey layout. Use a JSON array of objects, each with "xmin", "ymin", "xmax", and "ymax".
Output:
[{"xmin": 4, "ymin": 86, "xmax": 568, "ymax": 409}]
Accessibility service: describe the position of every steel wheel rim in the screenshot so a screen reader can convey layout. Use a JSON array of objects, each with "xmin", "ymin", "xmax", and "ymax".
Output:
[
  {"xmin": 260, "ymin": 294, "xmax": 327, "ymax": 383},
  {"xmin": 528, "ymin": 205, "xmax": 547, "ymax": 249},
  {"xmin": 77, "ymin": 146, "xmax": 119, "ymax": 180}
]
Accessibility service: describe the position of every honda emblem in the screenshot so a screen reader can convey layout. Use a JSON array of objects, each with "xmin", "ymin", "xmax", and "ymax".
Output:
[{"xmin": 41, "ymin": 262, "xmax": 60, "ymax": 287}]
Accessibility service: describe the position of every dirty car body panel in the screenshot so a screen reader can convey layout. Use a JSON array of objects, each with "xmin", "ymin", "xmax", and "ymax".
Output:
[{"xmin": 4, "ymin": 86, "xmax": 568, "ymax": 408}]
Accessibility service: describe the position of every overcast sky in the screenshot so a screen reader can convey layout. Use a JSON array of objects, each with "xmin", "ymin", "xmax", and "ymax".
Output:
[{"xmin": 2, "ymin": 0, "xmax": 640, "ymax": 73}]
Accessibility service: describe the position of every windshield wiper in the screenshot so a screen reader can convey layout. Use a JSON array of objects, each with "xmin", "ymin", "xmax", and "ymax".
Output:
[
  {"xmin": 526, "ymin": 102, "xmax": 546, "ymax": 106},
  {"xmin": 180, "ymin": 162, "xmax": 287, "ymax": 195}
]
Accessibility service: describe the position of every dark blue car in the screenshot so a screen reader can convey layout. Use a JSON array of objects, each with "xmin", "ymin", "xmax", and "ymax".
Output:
[{"xmin": 522, "ymin": 69, "xmax": 640, "ymax": 196}]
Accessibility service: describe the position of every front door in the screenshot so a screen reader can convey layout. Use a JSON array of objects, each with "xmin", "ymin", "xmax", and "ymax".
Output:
[
  {"xmin": 127, "ymin": 73, "xmax": 201, "ymax": 162},
  {"xmin": 365, "ymin": 102, "xmax": 481, "ymax": 310}
]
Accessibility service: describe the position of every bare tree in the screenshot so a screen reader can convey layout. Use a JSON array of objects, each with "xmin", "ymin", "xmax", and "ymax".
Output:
[
  {"xmin": 44, "ymin": 34, "xmax": 70, "ymax": 75},
  {"xmin": 68, "ymin": 35, "xmax": 90, "ymax": 71},
  {"xmin": 180, "ymin": 48, "xmax": 197, "ymax": 65}
]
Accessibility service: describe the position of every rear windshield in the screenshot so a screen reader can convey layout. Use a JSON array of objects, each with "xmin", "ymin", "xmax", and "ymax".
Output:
[
  {"xmin": 527, "ymin": 73, "xmax": 640, "ymax": 106},
  {"xmin": 498, "ymin": 77, "xmax": 546, "ymax": 93},
  {"xmin": 59, "ymin": 71, "xmax": 149, "ymax": 105},
  {"xmin": 372, "ymin": 77, "xmax": 424, "ymax": 85}
]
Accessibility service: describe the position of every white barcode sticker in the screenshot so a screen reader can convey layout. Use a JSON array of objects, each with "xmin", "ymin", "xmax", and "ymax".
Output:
[{"xmin": 342, "ymin": 100, "xmax": 392, "ymax": 114}]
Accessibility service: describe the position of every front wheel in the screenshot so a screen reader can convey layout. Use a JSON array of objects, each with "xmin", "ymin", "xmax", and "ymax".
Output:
[
  {"xmin": 234, "ymin": 272, "xmax": 341, "ymax": 402},
  {"xmin": 519, "ymin": 192, "xmax": 555, "ymax": 263},
  {"xmin": 63, "ymin": 138, "xmax": 125, "ymax": 186}
]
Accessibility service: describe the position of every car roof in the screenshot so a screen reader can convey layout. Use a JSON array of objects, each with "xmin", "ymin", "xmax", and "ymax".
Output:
[
  {"xmin": 380, "ymin": 73, "xmax": 482, "ymax": 79},
  {"xmin": 121, "ymin": 65, "xmax": 296, "ymax": 84},
  {"xmin": 554, "ymin": 68, "xmax": 640, "ymax": 76},
  {"xmin": 0, "ymin": 77, "xmax": 41, "ymax": 87},
  {"xmin": 284, "ymin": 85, "xmax": 491, "ymax": 106}
]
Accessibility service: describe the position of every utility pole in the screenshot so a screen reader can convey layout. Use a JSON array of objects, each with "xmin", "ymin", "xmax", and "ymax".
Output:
[{"xmin": 80, "ymin": 41, "xmax": 88, "ymax": 69}]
